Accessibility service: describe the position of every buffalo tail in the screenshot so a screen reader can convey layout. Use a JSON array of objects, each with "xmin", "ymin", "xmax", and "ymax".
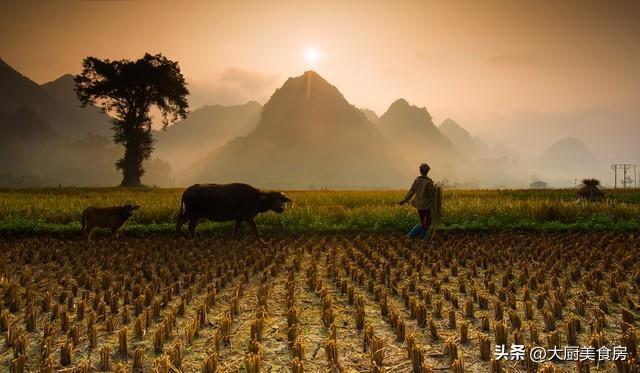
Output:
[{"xmin": 176, "ymin": 198, "xmax": 185, "ymax": 232}]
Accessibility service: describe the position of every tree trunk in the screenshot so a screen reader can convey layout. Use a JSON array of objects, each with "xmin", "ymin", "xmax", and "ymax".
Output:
[
  {"xmin": 115, "ymin": 111, "xmax": 154, "ymax": 187},
  {"xmin": 119, "ymin": 137, "xmax": 143, "ymax": 187},
  {"xmin": 120, "ymin": 172, "xmax": 141, "ymax": 187}
]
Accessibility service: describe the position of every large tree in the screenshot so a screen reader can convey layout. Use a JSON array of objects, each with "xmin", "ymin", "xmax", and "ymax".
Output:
[{"xmin": 75, "ymin": 53, "xmax": 189, "ymax": 186}]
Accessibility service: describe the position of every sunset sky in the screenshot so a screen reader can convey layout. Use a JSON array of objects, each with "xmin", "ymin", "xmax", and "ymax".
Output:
[{"xmin": 2, "ymin": 0, "xmax": 639, "ymax": 160}]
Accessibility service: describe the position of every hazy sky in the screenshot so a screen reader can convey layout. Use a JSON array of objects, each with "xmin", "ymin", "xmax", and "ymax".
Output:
[{"xmin": 2, "ymin": 0, "xmax": 639, "ymax": 159}]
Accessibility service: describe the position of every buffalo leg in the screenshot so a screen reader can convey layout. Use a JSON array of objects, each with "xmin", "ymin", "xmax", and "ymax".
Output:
[
  {"xmin": 232, "ymin": 219, "xmax": 243, "ymax": 239},
  {"xmin": 246, "ymin": 219, "xmax": 265, "ymax": 244},
  {"xmin": 188, "ymin": 218, "xmax": 199, "ymax": 238},
  {"xmin": 176, "ymin": 213, "xmax": 189, "ymax": 232},
  {"xmin": 85, "ymin": 226, "xmax": 94, "ymax": 241}
]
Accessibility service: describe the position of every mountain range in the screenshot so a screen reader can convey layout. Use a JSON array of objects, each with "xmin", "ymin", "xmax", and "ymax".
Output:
[
  {"xmin": 377, "ymin": 99, "xmax": 458, "ymax": 181},
  {"xmin": 185, "ymin": 71, "xmax": 406, "ymax": 188},
  {"xmin": 0, "ymin": 60, "xmax": 111, "ymax": 140},
  {"xmin": 0, "ymin": 59, "xmax": 170, "ymax": 186},
  {"xmin": 154, "ymin": 101, "xmax": 261, "ymax": 172},
  {"xmin": 439, "ymin": 118, "xmax": 491, "ymax": 157},
  {"xmin": 0, "ymin": 57, "xmax": 611, "ymax": 188},
  {"xmin": 531, "ymin": 137, "xmax": 607, "ymax": 186}
]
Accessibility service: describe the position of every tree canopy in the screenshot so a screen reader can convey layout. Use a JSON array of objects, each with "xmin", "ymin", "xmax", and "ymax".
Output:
[{"xmin": 75, "ymin": 53, "xmax": 189, "ymax": 186}]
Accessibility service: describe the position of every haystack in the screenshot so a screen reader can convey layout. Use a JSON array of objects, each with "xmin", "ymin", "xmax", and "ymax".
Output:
[
  {"xmin": 577, "ymin": 179, "xmax": 605, "ymax": 201},
  {"xmin": 428, "ymin": 183, "xmax": 443, "ymax": 237}
]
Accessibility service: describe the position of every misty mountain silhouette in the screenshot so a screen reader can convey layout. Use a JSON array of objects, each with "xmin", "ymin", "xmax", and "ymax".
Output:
[
  {"xmin": 154, "ymin": 101, "xmax": 261, "ymax": 171},
  {"xmin": 378, "ymin": 99, "xmax": 457, "ymax": 176},
  {"xmin": 0, "ymin": 107, "xmax": 173, "ymax": 187},
  {"xmin": 0, "ymin": 107, "xmax": 58, "ymax": 141},
  {"xmin": 0, "ymin": 59, "xmax": 172, "ymax": 186},
  {"xmin": 186, "ymin": 71, "xmax": 406, "ymax": 188},
  {"xmin": 40, "ymin": 74, "xmax": 111, "ymax": 137},
  {"xmin": 493, "ymin": 142, "xmax": 521, "ymax": 161},
  {"xmin": 360, "ymin": 108, "xmax": 379, "ymax": 124},
  {"xmin": 537, "ymin": 137, "xmax": 600, "ymax": 168},
  {"xmin": 531, "ymin": 137, "xmax": 607, "ymax": 185},
  {"xmin": 1, "ymin": 57, "xmax": 605, "ymax": 188},
  {"xmin": 0, "ymin": 108, "xmax": 58, "ymax": 183},
  {"xmin": 0, "ymin": 59, "xmax": 110, "ymax": 139},
  {"xmin": 439, "ymin": 118, "xmax": 490, "ymax": 157}
]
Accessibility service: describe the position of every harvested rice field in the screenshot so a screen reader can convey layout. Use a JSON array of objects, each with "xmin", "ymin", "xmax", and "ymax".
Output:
[{"xmin": 0, "ymin": 232, "xmax": 638, "ymax": 372}]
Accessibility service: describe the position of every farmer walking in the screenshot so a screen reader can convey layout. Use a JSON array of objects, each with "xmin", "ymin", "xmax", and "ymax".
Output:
[{"xmin": 399, "ymin": 163, "xmax": 440, "ymax": 240}]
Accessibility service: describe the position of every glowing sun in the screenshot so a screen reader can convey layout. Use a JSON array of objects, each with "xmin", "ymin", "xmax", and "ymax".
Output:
[{"xmin": 303, "ymin": 47, "xmax": 322, "ymax": 65}]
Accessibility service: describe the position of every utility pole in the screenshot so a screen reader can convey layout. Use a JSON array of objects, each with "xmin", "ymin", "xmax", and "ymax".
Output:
[
  {"xmin": 611, "ymin": 164, "xmax": 637, "ymax": 188},
  {"xmin": 622, "ymin": 164, "xmax": 627, "ymax": 189}
]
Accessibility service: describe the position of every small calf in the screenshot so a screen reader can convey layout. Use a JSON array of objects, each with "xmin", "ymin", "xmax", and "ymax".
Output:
[{"xmin": 82, "ymin": 204, "xmax": 140, "ymax": 240}]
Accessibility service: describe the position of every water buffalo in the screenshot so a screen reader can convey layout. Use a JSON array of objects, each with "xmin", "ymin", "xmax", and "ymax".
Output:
[
  {"xmin": 176, "ymin": 183, "xmax": 291, "ymax": 241},
  {"xmin": 82, "ymin": 204, "xmax": 140, "ymax": 240}
]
